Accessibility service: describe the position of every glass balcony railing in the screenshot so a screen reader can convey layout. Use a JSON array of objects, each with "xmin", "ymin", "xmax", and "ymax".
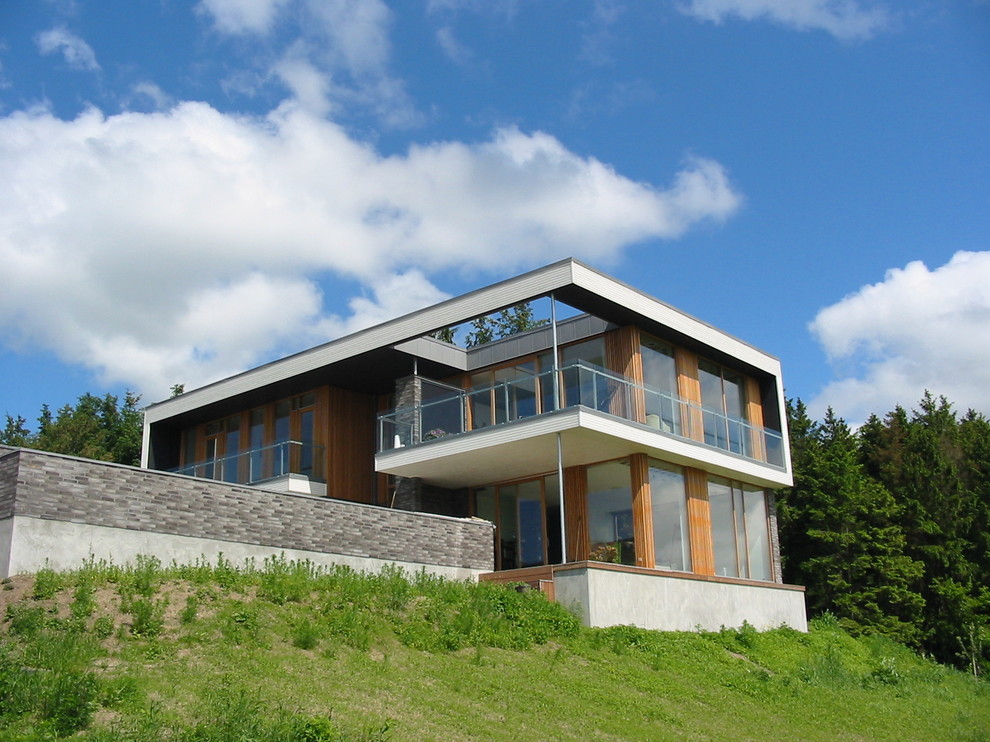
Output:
[
  {"xmin": 171, "ymin": 440, "xmax": 325, "ymax": 485},
  {"xmin": 377, "ymin": 361, "xmax": 785, "ymax": 468}
]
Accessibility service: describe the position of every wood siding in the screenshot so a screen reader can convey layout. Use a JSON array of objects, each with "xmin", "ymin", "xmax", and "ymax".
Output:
[
  {"xmin": 685, "ymin": 466, "xmax": 715, "ymax": 575},
  {"xmin": 564, "ymin": 464, "xmax": 589, "ymax": 562},
  {"xmin": 675, "ymin": 347, "xmax": 704, "ymax": 442},
  {"xmin": 326, "ymin": 387, "xmax": 376, "ymax": 503},
  {"xmin": 629, "ymin": 453, "xmax": 654, "ymax": 569},
  {"xmin": 745, "ymin": 376, "xmax": 766, "ymax": 461},
  {"xmin": 604, "ymin": 326, "xmax": 646, "ymax": 423}
]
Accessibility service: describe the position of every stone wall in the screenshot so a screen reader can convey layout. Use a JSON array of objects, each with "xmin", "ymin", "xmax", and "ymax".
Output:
[{"xmin": 0, "ymin": 447, "xmax": 494, "ymax": 573}]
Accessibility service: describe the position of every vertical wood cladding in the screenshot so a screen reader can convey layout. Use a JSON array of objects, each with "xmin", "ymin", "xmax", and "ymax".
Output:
[
  {"xmin": 629, "ymin": 453, "xmax": 654, "ymax": 569},
  {"xmin": 675, "ymin": 347, "xmax": 704, "ymax": 442},
  {"xmin": 326, "ymin": 387, "xmax": 376, "ymax": 503},
  {"xmin": 564, "ymin": 464, "xmax": 589, "ymax": 562},
  {"xmin": 685, "ymin": 466, "xmax": 715, "ymax": 575},
  {"xmin": 744, "ymin": 376, "xmax": 766, "ymax": 461},
  {"xmin": 604, "ymin": 326, "xmax": 646, "ymax": 423}
]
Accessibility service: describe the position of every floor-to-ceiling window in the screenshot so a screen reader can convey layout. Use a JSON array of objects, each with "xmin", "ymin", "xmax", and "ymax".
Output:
[
  {"xmin": 699, "ymin": 359, "xmax": 747, "ymax": 455},
  {"xmin": 180, "ymin": 391, "xmax": 320, "ymax": 485},
  {"xmin": 708, "ymin": 476, "xmax": 772, "ymax": 580},
  {"xmin": 641, "ymin": 335, "xmax": 679, "ymax": 434},
  {"xmin": 649, "ymin": 459, "xmax": 690, "ymax": 572},
  {"xmin": 586, "ymin": 459, "xmax": 636, "ymax": 566},
  {"xmin": 473, "ymin": 475, "xmax": 556, "ymax": 570}
]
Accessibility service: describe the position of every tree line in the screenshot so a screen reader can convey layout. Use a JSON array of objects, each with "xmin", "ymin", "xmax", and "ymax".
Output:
[
  {"xmin": 1, "ymin": 392, "xmax": 143, "ymax": 466},
  {"xmin": 778, "ymin": 393, "xmax": 989, "ymax": 671}
]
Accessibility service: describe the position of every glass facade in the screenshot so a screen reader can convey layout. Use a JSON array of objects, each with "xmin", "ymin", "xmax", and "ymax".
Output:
[
  {"xmin": 699, "ymin": 359, "xmax": 746, "ymax": 454},
  {"xmin": 708, "ymin": 476, "xmax": 771, "ymax": 580},
  {"xmin": 474, "ymin": 475, "xmax": 558, "ymax": 570},
  {"xmin": 586, "ymin": 460, "xmax": 635, "ymax": 566},
  {"xmin": 649, "ymin": 459, "xmax": 690, "ymax": 572}
]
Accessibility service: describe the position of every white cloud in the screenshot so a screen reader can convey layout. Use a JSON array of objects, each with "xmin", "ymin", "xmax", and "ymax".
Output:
[
  {"xmin": 679, "ymin": 0, "xmax": 891, "ymax": 41},
  {"xmin": 435, "ymin": 26, "xmax": 472, "ymax": 66},
  {"xmin": 201, "ymin": 0, "xmax": 418, "ymax": 128},
  {"xmin": 36, "ymin": 27, "xmax": 100, "ymax": 71},
  {"xmin": 809, "ymin": 251, "xmax": 990, "ymax": 422},
  {"xmin": 197, "ymin": 0, "xmax": 291, "ymax": 35},
  {"xmin": 129, "ymin": 82, "xmax": 172, "ymax": 111},
  {"xmin": 0, "ymin": 101, "xmax": 741, "ymax": 401}
]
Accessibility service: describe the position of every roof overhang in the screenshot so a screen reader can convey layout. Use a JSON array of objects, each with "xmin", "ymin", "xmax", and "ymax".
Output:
[
  {"xmin": 375, "ymin": 408, "xmax": 792, "ymax": 490},
  {"xmin": 145, "ymin": 258, "xmax": 784, "ymax": 428}
]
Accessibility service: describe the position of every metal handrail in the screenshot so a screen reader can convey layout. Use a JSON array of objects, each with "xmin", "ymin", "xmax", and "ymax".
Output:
[
  {"xmin": 377, "ymin": 360, "xmax": 785, "ymax": 467},
  {"xmin": 171, "ymin": 439, "xmax": 325, "ymax": 484}
]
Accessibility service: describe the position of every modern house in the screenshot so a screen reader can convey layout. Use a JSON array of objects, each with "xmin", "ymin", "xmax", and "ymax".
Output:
[{"xmin": 138, "ymin": 259, "xmax": 806, "ymax": 631}]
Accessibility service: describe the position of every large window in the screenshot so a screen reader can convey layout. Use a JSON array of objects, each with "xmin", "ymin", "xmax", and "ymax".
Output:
[
  {"xmin": 474, "ymin": 475, "xmax": 559, "ymax": 570},
  {"xmin": 586, "ymin": 459, "xmax": 636, "ymax": 566},
  {"xmin": 708, "ymin": 477, "xmax": 772, "ymax": 581},
  {"xmin": 641, "ymin": 335, "xmax": 679, "ymax": 434},
  {"xmin": 560, "ymin": 337, "xmax": 610, "ymax": 412},
  {"xmin": 180, "ymin": 391, "xmax": 321, "ymax": 484},
  {"xmin": 699, "ymin": 359, "xmax": 747, "ymax": 455},
  {"xmin": 649, "ymin": 460, "xmax": 690, "ymax": 572},
  {"xmin": 469, "ymin": 354, "xmax": 553, "ymax": 429}
]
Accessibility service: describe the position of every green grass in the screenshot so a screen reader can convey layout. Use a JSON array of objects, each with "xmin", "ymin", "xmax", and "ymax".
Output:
[{"xmin": 0, "ymin": 555, "xmax": 986, "ymax": 741}]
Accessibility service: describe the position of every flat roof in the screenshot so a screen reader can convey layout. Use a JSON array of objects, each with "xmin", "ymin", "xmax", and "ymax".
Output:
[{"xmin": 145, "ymin": 258, "xmax": 782, "ymax": 426}]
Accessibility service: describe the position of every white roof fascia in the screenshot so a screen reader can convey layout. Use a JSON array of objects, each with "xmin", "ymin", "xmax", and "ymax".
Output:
[
  {"xmin": 145, "ymin": 260, "xmax": 576, "ymax": 423},
  {"xmin": 392, "ymin": 337, "xmax": 468, "ymax": 371},
  {"xmin": 145, "ymin": 259, "xmax": 783, "ymax": 424},
  {"xmin": 569, "ymin": 262, "xmax": 782, "ymax": 378}
]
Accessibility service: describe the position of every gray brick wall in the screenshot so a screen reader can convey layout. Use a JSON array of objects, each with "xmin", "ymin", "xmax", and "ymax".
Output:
[
  {"xmin": 0, "ymin": 447, "xmax": 494, "ymax": 571},
  {"xmin": 0, "ymin": 449, "xmax": 18, "ymax": 519},
  {"xmin": 767, "ymin": 490, "xmax": 783, "ymax": 584}
]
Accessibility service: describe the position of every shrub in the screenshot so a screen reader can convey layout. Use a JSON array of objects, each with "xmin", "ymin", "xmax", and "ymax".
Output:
[
  {"xmin": 39, "ymin": 669, "xmax": 99, "ymax": 737},
  {"xmin": 6, "ymin": 604, "xmax": 47, "ymax": 636},
  {"xmin": 292, "ymin": 619, "xmax": 321, "ymax": 651},
  {"xmin": 93, "ymin": 616, "xmax": 114, "ymax": 639},
  {"xmin": 70, "ymin": 580, "xmax": 97, "ymax": 621},
  {"xmin": 32, "ymin": 567, "xmax": 62, "ymax": 600},
  {"xmin": 260, "ymin": 555, "xmax": 318, "ymax": 605},
  {"xmin": 180, "ymin": 594, "xmax": 199, "ymax": 625},
  {"xmin": 125, "ymin": 598, "xmax": 167, "ymax": 638}
]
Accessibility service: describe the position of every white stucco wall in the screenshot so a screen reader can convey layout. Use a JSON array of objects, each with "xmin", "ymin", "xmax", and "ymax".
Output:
[
  {"xmin": 553, "ymin": 565, "xmax": 807, "ymax": 632},
  {"xmin": 0, "ymin": 516, "xmax": 484, "ymax": 582}
]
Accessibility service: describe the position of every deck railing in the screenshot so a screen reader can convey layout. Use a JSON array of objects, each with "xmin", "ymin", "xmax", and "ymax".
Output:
[
  {"xmin": 171, "ymin": 440, "xmax": 325, "ymax": 485},
  {"xmin": 377, "ymin": 361, "xmax": 784, "ymax": 468}
]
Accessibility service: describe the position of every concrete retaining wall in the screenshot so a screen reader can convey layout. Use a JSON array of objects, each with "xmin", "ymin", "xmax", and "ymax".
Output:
[
  {"xmin": 0, "ymin": 447, "xmax": 494, "ymax": 578},
  {"xmin": 553, "ymin": 562, "xmax": 807, "ymax": 632}
]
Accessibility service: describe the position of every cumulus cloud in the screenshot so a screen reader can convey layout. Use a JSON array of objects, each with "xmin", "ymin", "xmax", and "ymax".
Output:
[
  {"xmin": 36, "ymin": 27, "xmax": 100, "ymax": 71},
  {"xmin": 809, "ymin": 251, "xmax": 990, "ymax": 422},
  {"xmin": 0, "ymin": 101, "xmax": 740, "ymax": 401},
  {"xmin": 679, "ymin": 0, "xmax": 891, "ymax": 41},
  {"xmin": 197, "ymin": 0, "xmax": 291, "ymax": 35},
  {"xmin": 129, "ymin": 82, "xmax": 172, "ymax": 111}
]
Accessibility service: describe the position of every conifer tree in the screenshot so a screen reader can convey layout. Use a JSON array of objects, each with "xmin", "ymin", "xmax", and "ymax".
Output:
[{"xmin": 778, "ymin": 402, "xmax": 924, "ymax": 645}]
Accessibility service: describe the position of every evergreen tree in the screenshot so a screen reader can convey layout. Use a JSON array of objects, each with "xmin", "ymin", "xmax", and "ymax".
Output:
[
  {"xmin": 858, "ymin": 394, "xmax": 989, "ymax": 666},
  {"xmin": 0, "ymin": 414, "xmax": 31, "ymax": 447},
  {"xmin": 778, "ymin": 402, "xmax": 924, "ymax": 645}
]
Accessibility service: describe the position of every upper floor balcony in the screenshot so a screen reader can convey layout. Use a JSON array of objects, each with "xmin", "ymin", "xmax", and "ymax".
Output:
[
  {"xmin": 171, "ymin": 439, "xmax": 327, "ymax": 495},
  {"xmin": 376, "ymin": 361, "xmax": 786, "ymax": 487}
]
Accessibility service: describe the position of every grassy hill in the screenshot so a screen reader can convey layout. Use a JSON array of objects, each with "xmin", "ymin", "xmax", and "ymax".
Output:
[{"xmin": 0, "ymin": 556, "xmax": 986, "ymax": 741}]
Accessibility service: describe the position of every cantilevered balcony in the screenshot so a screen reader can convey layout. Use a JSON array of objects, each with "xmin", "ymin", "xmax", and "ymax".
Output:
[
  {"xmin": 376, "ymin": 362, "xmax": 787, "ymax": 488},
  {"xmin": 171, "ymin": 440, "xmax": 326, "ymax": 495}
]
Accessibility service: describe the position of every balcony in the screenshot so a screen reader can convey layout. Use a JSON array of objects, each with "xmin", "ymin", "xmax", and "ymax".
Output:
[
  {"xmin": 171, "ymin": 440, "xmax": 326, "ymax": 495},
  {"xmin": 377, "ymin": 362, "xmax": 785, "ymax": 478}
]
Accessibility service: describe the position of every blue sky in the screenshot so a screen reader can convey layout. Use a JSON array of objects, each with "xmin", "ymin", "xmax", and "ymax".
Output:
[{"xmin": 1, "ymin": 0, "xmax": 988, "ymax": 427}]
